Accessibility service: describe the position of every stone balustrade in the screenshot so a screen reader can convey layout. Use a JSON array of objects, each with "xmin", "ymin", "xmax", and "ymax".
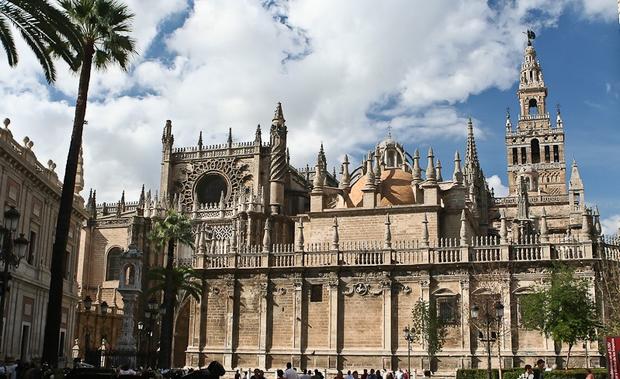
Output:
[{"xmin": 183, "ymin": 234, "xmax": 620, "ymax": 270}]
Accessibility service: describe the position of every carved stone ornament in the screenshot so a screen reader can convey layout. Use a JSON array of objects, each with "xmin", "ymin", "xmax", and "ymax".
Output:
[
  {"xmin": 343, "ymin": 282, "xmax": 384, "ymax": 296},
  {"xmin": 393, "ymin": 283, "xmax": 412, "ymax": 294},
  {"xmin": 273, "ymin": 286, "xmax": 287, "ymax": 296},
  {"xmin": 208, "ymin": 286, "xmax": 221, "ymax": 296},
  {"xmin": 179, "ymin": 158, "xmax": 251, "ymax": 209}
]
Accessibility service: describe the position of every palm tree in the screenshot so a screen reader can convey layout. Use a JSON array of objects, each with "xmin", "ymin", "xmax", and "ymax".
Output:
[
  {"xmin": 147, "ymin": 266, "xmax": 204, "ymax": 308},
  {"xmin": 149, "ymin": 210, "xmax": 195, "ymax": 368},
  {"xmin": 0, "ymin": 0, "xmax": 80, "ymax": 82},
  {"xmin": 41, "ymin": 0, "xmax": 135, "ymax": 367}
]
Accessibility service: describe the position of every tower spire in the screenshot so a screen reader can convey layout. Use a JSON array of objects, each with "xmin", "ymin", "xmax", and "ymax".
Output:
[
  {"xmin": 197, "ymin": 131, "xmax": 203, "ymax": 149},
  {"xmin": 227, "ymin": 128, "xmax": 232, "ymax": 147},
  {"xmin": 75, "ymin": 146, "xmax": 84, "ymax": 194},
  {"xmin": 269, "ymin": 102, "xmax": 288, "ymax": 214},
  {"xmin": 254, "ymin": 124, "xmax": 262, "ymax": 145}
]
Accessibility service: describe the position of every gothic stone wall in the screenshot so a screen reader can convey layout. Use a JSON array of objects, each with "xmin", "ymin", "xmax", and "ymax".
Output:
[{"xmin": 185, "ymin": 265, "xmax": 599, "ymax": 373}]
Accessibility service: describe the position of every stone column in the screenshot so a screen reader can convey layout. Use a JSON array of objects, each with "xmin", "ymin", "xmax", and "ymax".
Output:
[
  {"xmin": 186, "ymin": 297, "xmax": 200, "ymax": 366},
  {"xmin": 460, "ymin": 279, "xmax": 472, "ymax": 369},
  {"xmin": 293, "ymin": 277, "xmax": 303, "ymax": 367},
  {"xmin": 381, "ymin": 274, "xmax": 393, "ymax": 369},
  {"xmin": 257, "ymin": 277, "xmax": 269, "ymax": 369},
  {"xmin": 223, "ymin": 275, "xmax": 236, "ymax": 370},
  {"xmin": 500, "ymin": 276, "xmax": 513, "ymax": 368},
  {"xmin": 327, "ymin": 273, "xmax": 340, "ymax": 368}
]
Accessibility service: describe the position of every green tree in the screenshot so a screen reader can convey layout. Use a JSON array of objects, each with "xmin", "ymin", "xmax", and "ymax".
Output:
[
  {"xmin": 147, "ymin": 266, "xmax": 204, "ymax": 308},
  {"xmin": 520, "ymin": 265, "xmax": 600, "ymax": 368},
  {"xmin": 0, "ymin": 0, "xmax": 80, "ymax": 82},
  {"xmin": 149, "ymin": 209, "xmax": 195, "ymax": 368},
  {"xmin": 411, "ymin": 299, "xmax": 447, "ymax": 372},
  {"xmin": 42, "ymin": 0, "xmax": 135, "ymax": 367}
]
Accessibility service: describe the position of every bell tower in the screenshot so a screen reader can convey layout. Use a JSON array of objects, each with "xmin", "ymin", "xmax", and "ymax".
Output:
[{"xmin": 505, "ymin": 34, "xmax": 566, "ymax": 195}]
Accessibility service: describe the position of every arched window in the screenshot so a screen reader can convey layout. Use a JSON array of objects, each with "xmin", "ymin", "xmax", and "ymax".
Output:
[
  {"xmin": 530, "ymin": 139, "xmax": 540, "ymax": 164},
  {"xmin": 124, "ymin": 265, "xmax": 135, "ymax": 286},
  {"xmin": 105, "ymin": 248, "xmax": 122, "ymax": 281},
  {"xmin": 528, "ymin": 99, "xmax": 538, "ymax": 115},
  {"xmin": 195, "ymin": 173, "xmax": 228, "ymax": 204}
]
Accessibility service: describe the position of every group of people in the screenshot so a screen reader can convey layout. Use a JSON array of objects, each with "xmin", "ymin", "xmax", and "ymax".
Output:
[
  {"xmin": 242, "ymin": 363, "xmax": 419, "ymax": 379},
  {"xmin": 519, "ymin": 359, "xmax": 594, "ymax": 379}
]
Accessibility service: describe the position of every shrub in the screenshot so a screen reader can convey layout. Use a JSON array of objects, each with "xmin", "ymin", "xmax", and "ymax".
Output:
[{"xmin": 457, "ymin": 368, "xmax": 607, "ymax": 379}]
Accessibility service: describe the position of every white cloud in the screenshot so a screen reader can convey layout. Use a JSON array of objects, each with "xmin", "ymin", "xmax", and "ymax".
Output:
[
  {"xmin": 486, "ymin": 175, "xmax": 509, "ymax": 197},
  {"xmin": 0, "ymin": 0, "xmax": 614, "ymax": 202},
  {"xmin": 602, "ymin": 214, "xmax": 620, "ymax": 236}
]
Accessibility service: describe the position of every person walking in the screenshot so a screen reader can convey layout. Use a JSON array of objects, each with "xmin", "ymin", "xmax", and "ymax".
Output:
[
  {"xmin": 285, "ymin": 363, "xmax": 298, "ymax": 379},
  {"xmin": 519, "ymin": 365, "xmax": 534, "ymax": 379}
]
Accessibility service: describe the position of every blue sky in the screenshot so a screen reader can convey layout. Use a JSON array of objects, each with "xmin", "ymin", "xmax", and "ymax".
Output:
[{"xmin": 0, "ymin": 0, "xmax": 618, "ymax": 231}]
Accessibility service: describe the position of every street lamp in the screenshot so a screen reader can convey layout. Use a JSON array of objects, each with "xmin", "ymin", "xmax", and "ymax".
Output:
[
  {"xmin": 0, "ymin": 206, "xmax": 29, "ymax": 357},
  {"xmin": 145, "ymin": 297, "xmax": 161, "ymax": 369},
  {"xmin": 471, "ymin": 300, "xmax": 504, "ymax": 379},
  {"xmin": 403, "ymin": 325, "xmax": 414, "ymax": 375},
  {"xmin": 137, "ymin": 321, "xmax": 144, "ymax": 367}
]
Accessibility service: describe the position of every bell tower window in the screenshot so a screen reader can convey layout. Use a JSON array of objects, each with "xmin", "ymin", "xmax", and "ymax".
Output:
[
  {"xmin": 531, "ymin": 139, "xmax": 540, "ymax": 164},
  {"xmin": 553, "ymin": 145, "xmax": 559, "ymax": 162},
  {"xmin": 512, "ymin": 148, "xmax": 518, "ymax": 165},
  {"xmin": 520, "ymin": 147, "xmax": 527, "ymax": 164},
  {"xmin": 528, "ymin": 99, "xmax": 538, "ymax": 116},
  {"xmin": 544, "ymin": 146, "xmax": 550, "ymax": 163}
]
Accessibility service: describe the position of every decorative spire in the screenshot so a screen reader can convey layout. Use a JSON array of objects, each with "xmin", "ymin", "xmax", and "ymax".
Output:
[
  {"xmin": 459, "ymin": 209, "xmax": 467, "ymax": 246},
  {"xmin": 262, "ymin": 218, "xmax": 272, "ymax": 253},
  {"xmin": 162, "ymin": 119, "xmax": 174, "ymax": 146},
  {"xmin": 505, "ymin": 108, "xmax": 512, "ymax": 130},
  {"xmin": 594, "ymin": 206, "xmax": 602, "ymax": 236},
  {"xmin": 197, "ymin": 131, "xmax": 203, "ymax": 149},
  {"xmin": 422, "ymin": 213, "xmax": 429, "ymax": 247},
  {"xmin": 465, "ymin": 118, "xmax": 479, "ymax": 169},
  {"xmin": 569, "ymin": 159, "xmax": 584, "ymax": 190},
  {"xmin": 425, "ymin": 147, "xmax": 436, "ymax": 182},
  {"xmin": 412, "ymin": 149, "xmax": 421, "ymax": 184},
  {"xmin": 88, "ymin": 189, "xmax": 97, "ymax": 219},
  {"xmin": 384, "ymin": 214, "xmax": 392, "ymax": 249},
  {"xmin": 227, "ymin": 128, "xmax": 232, "ymax": 147},
  {"xmin": 75, "ymin": 146, "xmax": 84, "ymax": 194},
  {"xmin": 273, "ymin": 102, "xmax": 285, "ymax": 125},
  {"xmin": 435, "ymin": 159, "xmax": 443, "ymax": 182},
  {"xmin": 120, "ymin": 190, "xmax": 126, "ymax": 212},
  {"xmin": 339, "ymin": 154, "xmax": 351, "ymax": 190},
  {"xmin": 517, "ymin": 177, "xmax": 530, "ymax": 220},
  {"xmin": 137, "ymin": 185, "xmax": 145, "ymax": 215},
  {"xmin": 297, "ymin": 219, "xmax": 305, "ymax": 252},
  {"xmin": 254, "ymin": 124, "xmax": 262, "ymax": 145},
  {"xmin": 374, "ymin": 147, "xmax": 382, "ymax": 185},
  {"xmin": 540, "ymin": 207, "xmax": 549, "ymax": 242},
  {"xmin": 312, "ymin": 146, "xmax": 325, "ymax": 191},
  {"xmin": 453, "ymin": 151, "xmax": 463, "ymax": 184},
  {"xmin": 499, "ymin": 209, "xmax": 507, "ymax": 244},
  {"xmin": 581, "ymin": 208, "xmax": 591, "ymax": 239},
  {"xmin": 331, "ymin": 217, "xmax": 340, "ymax": 251},
  {"xmin": 556, "ymin": 104, "xmax": 563, "ymax": 128},
  {"xmin": 364, "ymin": 157, "xmax": 376, "ymax": 190}
]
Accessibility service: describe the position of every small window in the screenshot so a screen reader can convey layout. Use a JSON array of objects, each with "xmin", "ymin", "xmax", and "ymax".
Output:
[
  {"xmin": 64, "ymin": 251, "xmax": 71, "ymax": 279},
  {"xmin": 531, "ymin": 139, "xmax": 540, "ymax": 164},
  {"xmin": 310, "ymin": 284, "xmax": 322, "ymax": 302},
  {"xmin": 553, "ymin": 145, "xmax": 559, "ymax": 162},
  {"xmin": 512, "ymin": 148, "xmax": 518, "ymax": 165},
  {"xmin": 27, "ymin": 231, "xmax": 36, "ymax": 265},
  {"xmin": 436, "ymin": 296, "xmax": 458, "ymax": 324},
  {"xmin": 521, "ymin": 147, "xmax": 527, "ymax": 164},
  {"xmin": 544, "ymin": 146, "xmax": 550, "ymax": 163}
]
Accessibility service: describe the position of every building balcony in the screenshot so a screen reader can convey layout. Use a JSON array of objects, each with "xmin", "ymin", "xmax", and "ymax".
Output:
[{"xmin": 177, "ymin": 234, "xmax": 620, "ymax": 270}]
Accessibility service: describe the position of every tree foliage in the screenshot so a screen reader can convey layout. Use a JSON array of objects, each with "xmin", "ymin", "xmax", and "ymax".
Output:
[
  {"xmin": 148, "ymin": 265, "xmax": 203, "ymax": 307},
  {"xmin": 520, "ymin": 265, "xmax": 600, "ymax": 368},
  {"xmin": 0, "ymin": 0, "xmax": 80, "ymax": 82},
  {"xmin": 411, "ymin": 299, "xmax": 447, "ymax": 370},
  {"xmin": 149, "ymin": 209, "xmax": 195, "ymax": 250}
]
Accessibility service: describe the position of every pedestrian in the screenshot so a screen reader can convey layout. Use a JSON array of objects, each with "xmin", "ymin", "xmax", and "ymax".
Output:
[
  {"xmin": 346, "ymin": 370, "xmax": 354, "ymax": 379},
  {"xmin": 362, "ymin": 369, "xmax": 368, "ymax": 379},
  {"xmin": 519, "ymin": 365, "xmax": 534, "ymax": 379},
  {"xmin": 278, "ymin": 370, "xmax": 286, "ymax": 379},
  {"xmin": 586, "ymin": 369, "xmax": 594, "ymax": 379},
  {"xmin": 376, "ymin": 369, "xmax": 383, "ymax": 379},
  {"xmin": 385, "ymin": 372, "xmax": 394, "ymax": 379},
  {"xmin": 285, "ymin": 363, "xmax": 298, "ymax": 379},
  {"xmin": 369, "ymin": 369, "xmax": 377, "ymax": 379},
  {"xmin": 395, "ymin": 369, "xmax": 403, "ymax": 379},
  {"xmin": 535, "ymin": 359, "xmax": 546, "ymax": 379},
  {"xmin": 352, "ymin": 371, "xmax": 360, "ymax": 379},
  {"xmin": 335, "ymin": 370, "xmax": 344, "ymax": 379},
  {"xmin": 236, "ymin": 369, "xmax": 242, "ymax": 379}
]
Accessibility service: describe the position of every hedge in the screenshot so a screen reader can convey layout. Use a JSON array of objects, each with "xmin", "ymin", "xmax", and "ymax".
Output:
[{"xmin": 457, "ymin": 368, "xmax": 608, "ymax": 379}]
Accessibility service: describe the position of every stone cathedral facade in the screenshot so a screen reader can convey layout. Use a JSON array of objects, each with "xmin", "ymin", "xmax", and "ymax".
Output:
[{"xmin": 75, "ymin": 40, "xmax": 620, "ymax": 373}]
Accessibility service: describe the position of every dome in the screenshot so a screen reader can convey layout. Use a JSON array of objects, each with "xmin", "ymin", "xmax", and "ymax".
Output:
[{"xmin": 349, "ymin": 168, "xmax": 414, "ymax": 207}]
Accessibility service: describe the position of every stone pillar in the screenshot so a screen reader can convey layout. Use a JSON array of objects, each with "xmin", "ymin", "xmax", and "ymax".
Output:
[
  {"xmin": 327, "ymin": 273, "xmax": 340, "ymax": 368},
  {"xmin": 257, "ymin": 277, "xmax": 269, "ymax": 369},
  {"xmin": 460, "ymin": 279, "xmax": 472, "ymax": 369},
  {"xmin": 223, "ymin": 276, "xmax": 236, "ymax": 370},
  {"xmin": 115, "ymin": 245, "xmax": 143, "ymax": 368},
  {"xmin": 500, "ymin": 276, "xmax": 513, "ymax": 368},
  {"xmin": 186, "ymin": 297, "xmax": 201, "ymax": 366},
  {"xmin": 381, "ymin": 274, "xmax": 393, "ymax": 368},
  {"xmin": 293, "ymin": 277, "xmax": 303, "ymax": 367}
]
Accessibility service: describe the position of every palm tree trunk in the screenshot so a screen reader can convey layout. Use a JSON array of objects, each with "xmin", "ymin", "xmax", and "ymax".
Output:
[
  {"xmin": 159, "ymin": 238, "xmax": 176, "ymax": 368},
  {"xmin": 42, "ymin": 43, "xmax": 94, "ymax": 367}
]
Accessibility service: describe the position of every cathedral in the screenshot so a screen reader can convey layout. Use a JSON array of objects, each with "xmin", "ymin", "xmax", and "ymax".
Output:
[{"xmin": 75, "ymin": 38, "xmax": 620, "ymax": 373}]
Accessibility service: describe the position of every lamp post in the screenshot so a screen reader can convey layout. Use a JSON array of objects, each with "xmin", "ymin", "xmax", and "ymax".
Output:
[
  {"xmin": 99, "ymin": 301, "xmax": 109, "ymax": 368},
  {"xmin": 81, "ymin": 295, "xmax": 93, "ymax": 361},
  {"xmin": 137, "ymin": 321, "xmax": 144, "ymax": 368},
  {"xmin": 471, "ymin": 301, "xmax": 504, "ymax": 379},
  {"xmin": 403, "ymin": 325, "xmax": 415, "ymax": 375},
  {"xmin": 0, "ymin": 206, "xmax": 29, "ymax": 358},
  {"xmin": 145, "ymin": 297, "xmax": 160, "ymax": 368}
]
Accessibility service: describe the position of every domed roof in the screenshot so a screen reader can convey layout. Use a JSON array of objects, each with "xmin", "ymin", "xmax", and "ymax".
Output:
[{"xmin": 349, "ymin": 168, "xmax": 414, "ymax": 207}]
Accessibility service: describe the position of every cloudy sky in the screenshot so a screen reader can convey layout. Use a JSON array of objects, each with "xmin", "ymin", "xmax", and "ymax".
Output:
[{"xmin": 1, "ymin": 0, "xmax": 619, "ymax": 231}]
